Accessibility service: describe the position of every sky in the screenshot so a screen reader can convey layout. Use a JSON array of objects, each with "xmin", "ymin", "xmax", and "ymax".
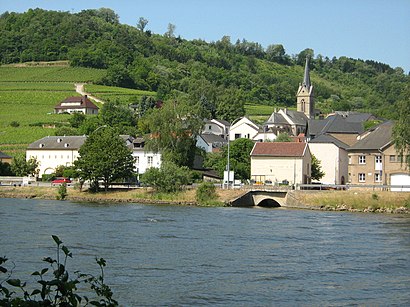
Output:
[{"xmin": 1, "ymin": 0, "xmax": 409, "ymax": 73}]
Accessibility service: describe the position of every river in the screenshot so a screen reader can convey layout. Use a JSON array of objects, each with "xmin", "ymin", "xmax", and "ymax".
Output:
[{"xmin": 1, "ymin": 198, "xmax": 410, "ymax": 306}]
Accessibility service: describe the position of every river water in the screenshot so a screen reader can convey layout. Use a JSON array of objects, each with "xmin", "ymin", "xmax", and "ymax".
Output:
[{"xmin": 1, "ymin": 198, "xmax": 410, "ymax": 306}]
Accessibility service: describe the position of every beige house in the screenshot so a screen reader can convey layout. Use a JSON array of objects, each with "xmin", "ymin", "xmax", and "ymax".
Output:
[
  {"xmin": 250, "ymin": 142, "xmax": 311, "ymax": 187},
  {"xmin": 347, "ymin": 121, "xmax": 410, "ymax": 191},
  {"xmin": 308, "ymin": 134, "xmax": 349, "ymax": 184},
  {"xmin": 27, "ymin": 136, "xmax": 86, "ymax": 177}
]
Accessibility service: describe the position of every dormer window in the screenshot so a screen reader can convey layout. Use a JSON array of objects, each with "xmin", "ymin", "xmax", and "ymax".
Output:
[
  {"xmin": 64, "ymin": 143, "xmax": 70, "ymax": 148},
  {"xmin": 39, "ymin": 144, "xmax": 45, "ymax": 148},
  {"xmin": 57, "ymin": 138, "xmax": 63, "ymax": 143}
]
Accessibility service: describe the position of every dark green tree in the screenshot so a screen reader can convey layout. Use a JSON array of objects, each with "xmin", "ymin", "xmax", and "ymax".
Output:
[
  {"xmin": 68, "ymin": 112, "xmax": 87, "ymax": 128},
  {"xmin": 311, "ymin": 154, "xmax": 325, "ymax": 181},
  {"xmin": 393, "ymin": 85, "xmax": 410, "ymax": 168},
  {"xmin": 143, "ymin": 99, "xmax": 203, "ymax": 167},
  {"xmin": 0, "ymin": 161, "xmax": 13, "ymax": 176},
  {"xmin": 75, "ymin": 127, "xmax": 135, "ymax": 191},
  {"xmin": 141, "ymin": 161, "xmax": 191, "ymax": 193},
  {"xmin": 10, "ymin": 154, "xmax": 39, "ymax": 177},
  {"xmin": 205, "ymin": 138, "xmax": 254, "ymax": 180}
]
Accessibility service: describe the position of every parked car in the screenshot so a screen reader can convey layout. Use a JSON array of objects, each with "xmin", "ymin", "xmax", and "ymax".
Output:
[{"xmin": 52, "ymin": 178, "xmax": 71, "ymax": 185}]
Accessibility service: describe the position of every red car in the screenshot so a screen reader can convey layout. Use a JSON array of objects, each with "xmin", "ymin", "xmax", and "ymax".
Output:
[{"xmin": 52, "ymin": 178, "xmax": 71, "ymax": 185}]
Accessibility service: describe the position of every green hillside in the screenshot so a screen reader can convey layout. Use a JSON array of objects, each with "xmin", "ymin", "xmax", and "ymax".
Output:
[
  {"xmin": 0, "ymin": 8, "xmax": 409, "ymax": 156},
  {"xmin": 0, "ymin": 66, "xmax": 114, "ymax": 155}
]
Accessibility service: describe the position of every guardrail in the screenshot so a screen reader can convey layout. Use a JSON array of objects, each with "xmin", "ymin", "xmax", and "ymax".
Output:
[{"xmin": 298, "ymin": 183, "xmax": 410, "ymax": 192}]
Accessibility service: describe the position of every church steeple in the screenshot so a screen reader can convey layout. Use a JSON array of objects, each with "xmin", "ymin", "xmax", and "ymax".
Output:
[
  {"xmin": 302, "ymin": 56, "xmax": 311, "ymax": 89},
  {"xmin": 297, "ymin": 56, "xmax": 314, "ymax": 118}
]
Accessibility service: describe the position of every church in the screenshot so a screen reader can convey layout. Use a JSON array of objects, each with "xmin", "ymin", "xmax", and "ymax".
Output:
[{"xmin": 264, "ymin": 57, "xmax": 314, "ymax": 136}]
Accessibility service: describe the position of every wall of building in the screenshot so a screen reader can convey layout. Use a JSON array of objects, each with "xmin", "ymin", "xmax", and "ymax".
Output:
[
  {"xmin": 309, "ymin": 143, "xmax": 348, "ymax": 184},
  {"xmin": 251, "ymin": 156, "xmax": 305, "ymax": 185},
  {"xmin": 133, "ymin": 151, "xmax": 162, "ymax": 177},
  {"xmin": 27, "ymin": 149, "xmax": 79, "ymax": 176}
]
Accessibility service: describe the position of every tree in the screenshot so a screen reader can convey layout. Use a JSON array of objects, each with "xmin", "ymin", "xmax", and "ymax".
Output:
[
  {"xmin": 143, "ymin": 99, "xmax": 203, "ymax": 167},
  {"xmin": 68, "ymin": 112, "xmax": 87, "ymax": 128},
  {"xmin": 75, "ymin": 127, "xmax": 135, "ymax": 191},
  {"xmin": 311, "ymin": 154, "xmax": 325, "ymax": 181},
  {"xmin": 99, "ymin": 101, "xmax": 137, "ymax": 131},
  {"xmin": 141, "ymin": 161, "xmax": 191, "ymax": 193},
  {"xmin": 205, "ymin": 138, "xmax": 254, "ymax": 180},
  {"xmin": 0, "ymin": 161, "xmax": 13, "ymax": 176},
  {"xmin": 274, "ymin": 133, "xmax": 292, "ymax": 142},
  {"xmin": 393, "ymin": 85, "xmax": 410, "ymax": 168},
  {"xmin": 165, "ymin": 23, "xmax": 176, "ymax": 38},
  {"xmin": 11, "ymin": 154, "xmax": 39, "ymax": 177},
  {"xmin": 137, "ymin": 17, "xmax": 148, "ymax": 32}
]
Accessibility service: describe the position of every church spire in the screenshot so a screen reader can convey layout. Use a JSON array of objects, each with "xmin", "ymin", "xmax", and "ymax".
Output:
[{"xmin": 302, "ymin": 56, "xmax": 311, "ymax": 89}]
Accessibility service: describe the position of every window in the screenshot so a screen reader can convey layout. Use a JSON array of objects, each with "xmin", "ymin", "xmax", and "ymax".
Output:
[
  {"xmin": 358, "ymin": 173, "xmax": 366, "ymax": 182},
  {"xmin": 234, "ymin": 133, "xmax": 241, "ymax": 139},
  {"xmin": 359, "ymin": 155, "xmax": 366, "ymax": 164},
  {"xmin": 374, "ymin": 173, "xmax": 381, "ymax": 182},
  {"xmin": 348, "ymin": 156, "xmax": 352, "ymax": 164},
  {"xmin": 375, "ymin": 156, "xmax": 382, "ymax": 164},
  {"xmin": 389, "ymin": 155, "xmax": 396, "ymax": 162},
  {"xmin": 135, "ymin": 156, "xmax": 139, "ymax": 165},
  {"xmin": 147, "ymin": 156, "xmax": 153, "ymax": 167},
  {"xmin": 208, "ymin": 125, "xmax": 212, "ymax": 130}
]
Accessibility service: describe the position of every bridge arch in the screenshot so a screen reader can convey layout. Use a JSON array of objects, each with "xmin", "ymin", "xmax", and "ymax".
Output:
[{"xmin": 257, "ymin": 198, "xmax": 281, "ymax": 208}]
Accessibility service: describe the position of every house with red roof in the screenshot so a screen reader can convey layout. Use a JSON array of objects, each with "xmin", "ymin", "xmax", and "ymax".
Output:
[
  {"xmin": 54, "ymin": 95, "xmax": 99, "ymax": 114},
  {"xmin": 250, "ymin": 142, "xmax": 312, "ymax": 187}
]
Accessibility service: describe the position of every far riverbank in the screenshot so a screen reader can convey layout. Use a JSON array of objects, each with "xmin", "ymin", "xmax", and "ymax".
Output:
[{"xmin": 0, "ymin": 185, "xmax": 409, "ymax": 213}]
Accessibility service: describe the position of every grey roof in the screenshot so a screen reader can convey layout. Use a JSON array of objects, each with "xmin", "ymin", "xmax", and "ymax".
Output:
[
  {"xmin": 265, "ymin": 112, "xmax": 288, "ymax": 125},
  {"xmin": 308, "ymin": 114, "xmax": 364, "ymax": 137},
  {"xmin": 348, "ymin": 121, "xmax": 393, "ymax": 151},
  {"xmin": 0, "ymin": 151, "xmax": 12, "ymax": 159},
  {"xmin": 200, "ymin": 134, "xmax": 228, "ymax": 147},
  {"xmin": 309, "ymin": 133, "xmax": 349, "ymax": 150},
  {"xmin": 284, "ymin": 110, "xmax": 308, "ymax": 126},
  {"xmin": 27, "ymin": 136, "xmax": 87, "ymax": 150},
  {"xmin": 332, "ymin": 111, "xmax": 375, "ymax": 123},
  {"xmin": 303, "ymin": 56, "xmax": 311, "ymax": 89}
]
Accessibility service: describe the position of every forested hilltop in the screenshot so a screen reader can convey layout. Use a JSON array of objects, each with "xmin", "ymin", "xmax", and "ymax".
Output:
[{"xmin": 1, "ymin": 8, "xmax": 408, "ymax": 120}]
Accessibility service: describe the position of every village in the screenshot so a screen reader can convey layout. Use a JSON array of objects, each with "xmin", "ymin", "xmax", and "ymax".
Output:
[{"xmin": 1, "ymin": 58, "xmax": 408, "ymax": 192}]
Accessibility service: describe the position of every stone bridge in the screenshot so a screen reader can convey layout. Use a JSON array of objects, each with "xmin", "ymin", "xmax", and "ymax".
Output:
[{"xmin": 228, "ymin": 189, "xmax": 290, "ymax": 207}]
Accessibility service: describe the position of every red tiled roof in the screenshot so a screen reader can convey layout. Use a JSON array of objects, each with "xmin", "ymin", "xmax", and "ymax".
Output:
[
  {"xmin": 54, "ymin": 96, "xmax": 98, "ymax": 109},
  {"xmin": 251, "ymin": 142, "xmax": 307, "ymax": 157}
]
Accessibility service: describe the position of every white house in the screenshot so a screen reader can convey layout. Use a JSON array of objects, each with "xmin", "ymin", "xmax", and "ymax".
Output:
[
  {"xmin": 131, "ymin": 137, "xmax": 161, "ymax": 177},
  {"xmin": 201, "ymin": 119, "xmax": 230, "ymax": 140},
  {"xmin": 250, "ymin": 142, "xmax": 311, "ymax": 186},
  {"xmin": 229, "ymin": 117, "xmax": 260, "ymax": 141},
  {"xmin": 54, "ymin": 95, "xmax": 99, "ymax": 114},
  {"xmin": 308, "ymin": 134, "xmax": 349, "ymax": 184},
  {"xmin": 27, "ymin": 136, "xmax": 87, "ymax": 177}
]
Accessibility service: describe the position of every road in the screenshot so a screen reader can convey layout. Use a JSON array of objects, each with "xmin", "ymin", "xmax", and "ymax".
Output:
[{"xmin": 74, "ymin": 83, "xmax": 105, "ymax": 104}]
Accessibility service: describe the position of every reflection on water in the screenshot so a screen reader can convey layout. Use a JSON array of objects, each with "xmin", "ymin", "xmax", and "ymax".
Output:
[{"xmin": 1, "ymin": 198, "xmax": 410, "ymax": 306}]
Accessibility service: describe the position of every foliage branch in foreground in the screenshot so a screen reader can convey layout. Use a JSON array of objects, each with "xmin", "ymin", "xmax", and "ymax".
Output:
[{"xmin": 0, "ymin": 235, "xmax": 118, "ymax": 306}]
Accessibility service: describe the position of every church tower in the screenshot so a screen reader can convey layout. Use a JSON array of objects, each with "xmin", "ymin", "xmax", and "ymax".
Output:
[{"xmin": 297, "ymin": 57, "xmax": 314, "ymax": 118}]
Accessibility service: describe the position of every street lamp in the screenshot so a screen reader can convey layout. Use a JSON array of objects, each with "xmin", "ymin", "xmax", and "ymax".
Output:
[{"xmin": 226, "ymin": 117, "xmax": 243, "ymax": 189}]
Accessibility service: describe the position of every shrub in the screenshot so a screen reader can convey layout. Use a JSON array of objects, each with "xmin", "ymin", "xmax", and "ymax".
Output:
[
  {"xmin": 10, "ymin": 121, "xmax": 20, "ymax": 127},
  {"xmin": 372, "ymin": 193, "xmax": 379, "ymax": 200},
  {"xmin": 57, "ymin": 182, "xmax": 68, "ymax": 200},
  {"xmin": 0, "ymin": 235, "xmax": 118, "ymax": 306},
  {"xmin": 141, "ymin": 162, "xmax": 191, "ymax": 193},
  {"xmin": 196, "ymin": 181, "xmax": 218, "ymax": 204}
]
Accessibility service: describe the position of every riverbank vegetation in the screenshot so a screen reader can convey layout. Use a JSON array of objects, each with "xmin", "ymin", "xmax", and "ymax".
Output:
[
  {"xmin": 296, "ymin": 190, "xmax": 410, "ymax": 213},
  {"xmin": 0, "ymin": 185, "xmax": 244, "ymax": 207}
]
